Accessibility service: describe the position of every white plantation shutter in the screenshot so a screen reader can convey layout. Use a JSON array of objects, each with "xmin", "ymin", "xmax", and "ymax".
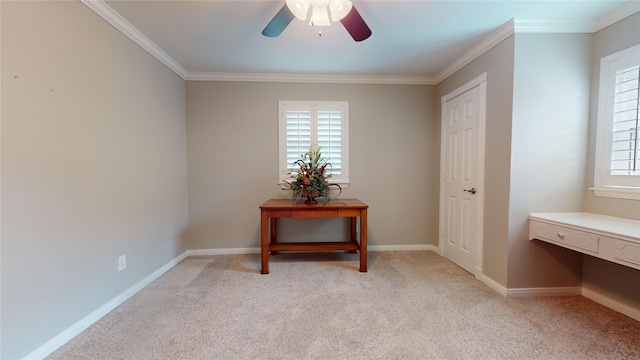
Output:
[
  {"xmin": 594, "ymin": 44, "xmax": 640, "ymax": 198},
  {"xmin": 317, "ymin": 109, "xmax": 343, "ymax": 175},
  {"xmin": 285, "ymin": 109, "xmax": 312, "ymax": 170},
  {"xmin": 279, "ymin": 101, "xmax": 349, "ymax": 184},
  {"xmin": 610, "ymin": 64, "xmax": 639, "ymax": 176}
]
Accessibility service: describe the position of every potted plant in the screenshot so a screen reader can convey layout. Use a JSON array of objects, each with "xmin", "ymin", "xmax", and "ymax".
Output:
[{"xmin": 282, "ymin": 146, "xmax": 341, "ymax": 204}]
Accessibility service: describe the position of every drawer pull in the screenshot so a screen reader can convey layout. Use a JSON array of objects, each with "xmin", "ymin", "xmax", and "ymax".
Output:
[{"xmin": 557, "ymin": 232, "xmax": 565, "ymax": 240}]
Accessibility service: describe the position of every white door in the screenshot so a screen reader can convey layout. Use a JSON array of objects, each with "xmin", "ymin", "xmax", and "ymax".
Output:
[{"xmin": 440, "ymin": 75, "xmax": 486, "ymax": 275}]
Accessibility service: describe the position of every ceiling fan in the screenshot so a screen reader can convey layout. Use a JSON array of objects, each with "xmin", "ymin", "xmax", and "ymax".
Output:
[{"xmin": 262, "ymin": 0, "xmax": 372, "ymax": 42}]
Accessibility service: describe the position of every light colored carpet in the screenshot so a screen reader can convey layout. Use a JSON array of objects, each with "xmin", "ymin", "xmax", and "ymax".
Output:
[{"xmin": 48, "ymin": 251, "xmax": 640, "ymax": 359}]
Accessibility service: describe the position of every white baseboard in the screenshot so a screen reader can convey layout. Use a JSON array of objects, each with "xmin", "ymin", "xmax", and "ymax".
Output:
[
  {"xmin": 369, "ymin": 244, "xmax": 437, "ymax": 252},
  {"xmin": 478, "ymin": 271, "xmax": 588, "ymax": 298},
  {"xmin": 188, "ymin": 244, "xmax": 438, "ymax": 256},
  {"xmin": 28, "ymin": 247, "xmax": 636, "ymax": 359},
  {"xmin": 187, "ymin": 249, "xmax": 637, "ymax": 322},
  {"xmin": 24, "ymin": 245, "xmax": 437, "ymax": 358},
  {"xmin": 24, "ymin": 251, "xmax": 189, "ymax": 360},
  {"xmin": 189, "ymin": 247, "xmax": 260, "ymax": 256},
  {"xmin": 506, "ymin": 286, "xmax": 582, "ymax": 297},
  {"xmin": 582, "ymin": 287, "xmax": 640, "ymax": 322},
  {"xmin": 477, "ymin": 273, "xmax": 508, "ymax": 296},
  {"xmin": 477, "ymin": 271, "xmax": 637, "ymax": 321}
]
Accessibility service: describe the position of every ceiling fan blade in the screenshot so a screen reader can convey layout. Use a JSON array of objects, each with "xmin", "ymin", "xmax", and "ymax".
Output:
[
  {"xmin": 262, "ymin": 4, "xmax": 295, "ymax": 37},
  {"xmin": 340, "ymin": 5, "xmax": 371, "ymax": 42}
]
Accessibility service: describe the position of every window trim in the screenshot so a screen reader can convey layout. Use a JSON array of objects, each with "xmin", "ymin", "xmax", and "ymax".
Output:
[
  {"xmin": 593, "ymin": 44, "xmax": 640, "ymax": 200},
  {"xmin": 278, "ymin": 100, "xmax": 350, "ymax": 186}
]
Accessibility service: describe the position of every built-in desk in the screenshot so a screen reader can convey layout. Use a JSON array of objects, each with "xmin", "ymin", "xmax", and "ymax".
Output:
[
  {"xmin": 259, "ymin": 199, "xmax": 368, "ymax": 274},
  {"xmin": 529, "ymin": 212, "xmax": 640, "ymax": 271}
]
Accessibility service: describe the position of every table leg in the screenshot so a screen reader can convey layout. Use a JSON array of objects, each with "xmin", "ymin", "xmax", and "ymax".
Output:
[
  {"xmin": 270, "ymin": 217, "xmax": 278, "ymax": 255},
  {"xmin": 359, "ymin": 209, "xmax": 368, "ymax": 272},
  {"xmin": 349, "ymin": 217, "xmax": 358, "ymax": 253},
  {"xmin": 260, "ymin": 211, "xmax": 269, "ymax": 274}
]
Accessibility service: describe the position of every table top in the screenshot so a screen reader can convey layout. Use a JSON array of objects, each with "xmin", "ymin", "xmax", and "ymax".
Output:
[{"xmin": 260, "ymin": 198, "xmax": 368, "ymax": 209}]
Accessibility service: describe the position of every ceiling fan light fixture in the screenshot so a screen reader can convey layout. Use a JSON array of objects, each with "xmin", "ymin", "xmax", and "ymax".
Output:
[
  {"xmin": 266, "ymin": 0, "xmax": 368, "ymax": 41},
  {"xmin": 286, "ymin": 0, "xmax": 311, "ymax": 21},
  {"xmin": 329, "ymin": 0, "xmax": 352, "ymax": 22},
  {"xmin": 286, "ymin": 0, "xmax": 352, "ymax": 25},
  {"xmin": 309, "ymin": 6, "xmax": 331, "ymax": 26}
]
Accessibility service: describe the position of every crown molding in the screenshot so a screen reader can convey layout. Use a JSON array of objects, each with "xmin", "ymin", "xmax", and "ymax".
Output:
[
  {"xmin": 433, "ymin": 0, "xmax": 640, "ymax": 84},
  {"xmin": 81, "ymin": 1, "xmax": 432, "ymax": 85},
  {"xmin": 185, "ymin": 71, "xmax": 436, "ymax": 85},
  {"xmin": 594, "ymin": 0, "xmax": 640, "ymax": 32},
  {"xmin": 83, "ymin": 0, "xmax": 639, "ymax": 86},
  {"xmin": 81, "ymin": 0, "xmax": 188, "ymax": 78},
  {"xmin": 435, "ymin": 19, "xmax": 515, "ymax": 84},
  {"xmin": 513, "ymin": 19, "xmax": 594, "ymax": 33}
]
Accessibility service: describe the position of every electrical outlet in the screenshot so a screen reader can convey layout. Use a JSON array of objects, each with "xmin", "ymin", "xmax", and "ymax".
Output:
[{"xmin": 118, "ymin": 255, "xmax": 126, "ymax": 271}]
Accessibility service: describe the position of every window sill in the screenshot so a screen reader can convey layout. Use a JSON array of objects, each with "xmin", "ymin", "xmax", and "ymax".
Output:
[{"xmin": 590, "ymin": 187, "xmax": 640, "ymax": 201}]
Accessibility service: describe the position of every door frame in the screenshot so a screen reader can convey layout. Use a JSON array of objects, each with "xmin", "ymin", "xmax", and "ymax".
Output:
[{"xmin": 438, "ymin": 72, "xmax": 487, "ymax": 277}]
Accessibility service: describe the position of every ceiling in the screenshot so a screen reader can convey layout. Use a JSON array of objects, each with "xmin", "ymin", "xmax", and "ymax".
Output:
[{"xmin": 88, "ymin": 0, "xmax": 638, "ymax": 83}]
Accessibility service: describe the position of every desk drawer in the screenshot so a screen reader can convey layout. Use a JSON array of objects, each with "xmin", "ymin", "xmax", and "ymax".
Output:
[
  {"xmin": 291, "ymin": 209, "xmax": 338, "ymax": 218},
  {"xmin": 266, "ymin": 209, "xmax": 292, "ymax": 217},
  {"xmin": 531, "ymin": 221, "xmax": 599, "ymax": 254},
  {"xmin": 337, "ymin": 208, "xmax": 362, "ymax": 217},
  {"xmin": 614, "ymin": 239, "xmax": 640, "ymax": 267}
]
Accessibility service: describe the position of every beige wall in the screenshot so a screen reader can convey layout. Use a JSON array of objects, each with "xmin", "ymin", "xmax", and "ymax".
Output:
[
  {"xmin": 3, "ymin": 1, "xmax": 638, "ymax": 358},
  {"xmin": 507, "ymin": 33, "xmax": 593, "ymax": 288},
  {"xmin": 1, "ymin": 2, "xmax": 188, "ymax": 359},
  {"xmin": 583, "ymin": 12, "xmax": 640, "ymax": 309},
  {"xmin": 185, "ymin": 81, "xmax": 439, "ymax": 250},
  {"xmin": 585, "ymin": 12, "xmax": 640, "ymax": 220},
  {"xmin": 437, "ymin": 24, "xmax": 639, "ymax": 298},
  {"xmin": 436, "ymin": 36, "xmax": 515, "ymax": 286}
]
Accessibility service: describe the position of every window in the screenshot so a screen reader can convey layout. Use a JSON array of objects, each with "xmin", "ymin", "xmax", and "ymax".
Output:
[
  {"xmin": 278, "ymin": 101, "xmax": 349, "ymax": 185},
  {"xmin": 594, "ymin": 44, "xmax": 640, "ymax": 200}
]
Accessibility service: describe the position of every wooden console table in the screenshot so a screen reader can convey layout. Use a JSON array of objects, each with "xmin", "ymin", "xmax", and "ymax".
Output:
[{"xmin": 259, "ymin": 199, "xmax": 368, "ymax": 274}]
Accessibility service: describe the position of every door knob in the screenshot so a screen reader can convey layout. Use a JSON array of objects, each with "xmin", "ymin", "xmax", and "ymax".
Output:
[{"xmin": 463, "ymin": 187, "xmax": 477, "ymax": 195}]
